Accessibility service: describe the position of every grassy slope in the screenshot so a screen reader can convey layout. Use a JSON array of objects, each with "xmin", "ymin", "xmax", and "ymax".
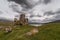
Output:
[{"xmin": 0, "ymin": 22, "xmax": 60, "ymax": 40}]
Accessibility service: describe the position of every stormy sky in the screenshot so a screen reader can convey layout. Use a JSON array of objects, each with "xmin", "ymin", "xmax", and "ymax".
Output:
[{"xmin": 0, "ymin": 0, "xmax": 60, "ymax": 23}]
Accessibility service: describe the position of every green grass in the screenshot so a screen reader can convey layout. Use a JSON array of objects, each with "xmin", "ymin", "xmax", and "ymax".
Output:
[{"xmin": 0, "ymin": 22, "xmax": 60, "ymax": 40}]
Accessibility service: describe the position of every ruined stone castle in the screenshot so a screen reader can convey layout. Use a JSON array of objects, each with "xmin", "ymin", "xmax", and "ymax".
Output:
[{"xmin": 14, "ymin": 13, "xmax": 28, "ymax": 25}]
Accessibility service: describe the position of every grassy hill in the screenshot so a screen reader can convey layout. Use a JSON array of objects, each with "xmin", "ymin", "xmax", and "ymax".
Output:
[{"xmin": 0, "ymin": 22, "xmax": 60, "ymax": 40}]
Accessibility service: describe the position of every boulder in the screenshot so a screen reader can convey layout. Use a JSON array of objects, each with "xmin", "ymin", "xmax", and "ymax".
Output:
[
  {"xmin": 25, "ymin": 28, "xmax": 39, "ymax": 36},
  {"xmin": 4, "ymin": 26, "xmax": 12, "ymax": 33},
  {"xmin": 30, "ymin": 28, "xmax": 39, "ymax": 35}
]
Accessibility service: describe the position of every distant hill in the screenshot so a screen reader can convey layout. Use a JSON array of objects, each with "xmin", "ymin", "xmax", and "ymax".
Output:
[
  {"xmin": 49, "ymin": 20, "xmax": 60, "ymax": 23},
  {"xmin": 29, "ymin": 20, "xmax": 60, "ymax": 24},
  {"xmin": 0, "ymin": 18, "xmax": 12, "ymax": 22}
]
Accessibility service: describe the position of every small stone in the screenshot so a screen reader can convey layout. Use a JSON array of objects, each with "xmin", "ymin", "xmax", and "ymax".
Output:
[
  {"xmin": 30, "ymin": 28, "xmax": 39, "ymax": 35},
  {"xmin": 0, "ymin": 27, "xmax": 2, "ymax": 29},
  {"xmin": 26, "ymin": 32, "xmax": 32, "ymax": 36},
  {"xmin": 0, "ymin": 26, "xmax": 3, "ymax": 30}
]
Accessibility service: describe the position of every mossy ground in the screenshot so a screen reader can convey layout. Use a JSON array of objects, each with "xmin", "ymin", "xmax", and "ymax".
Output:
[{"xmin": 0, "ymin": 22, "xmax": 60, "ymax": 40}]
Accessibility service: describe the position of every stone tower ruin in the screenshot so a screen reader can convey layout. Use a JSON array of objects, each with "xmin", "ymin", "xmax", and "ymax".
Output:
[
  {"xmin": 19, "ymin": 14, "xmax": 28, "ymax": 25},
  {"xmin": 14, "ymin": 12, "xmax": 28, "ymax": 25}
]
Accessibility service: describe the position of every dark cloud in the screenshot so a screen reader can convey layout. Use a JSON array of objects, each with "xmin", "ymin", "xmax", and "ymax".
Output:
[
  {"xmin": 56, "ymin": 11, "xmax": 60, "ymax": 13},
  {"xmin": 44, "ymin": 11, "xmax": 55, "ymax": 16},
  {"xmin": 8, "ymin": 0, "xmax": 26, "ymax": 4},
  {"xmin": 42, "ymin": 17, "xmax": 57, "ymax": 23},
  {"xmin": 55, "ymin": 15, "xmax": 60, "ymax": 20},
  {"xmin": 8, "ymin": 0, "xmax": 33, "ymax": 8},
  {"xmin": 30, "ymin": 15, "xmax": 41, "ymax": 18},
  {"xmin": 9, "ymin": 4, "xmax": 21, "ymax": 13},
  {"xmin": 55, "ymin": 9, "xmax": 60, "ymax": 14},
  {"xmin": 43, "ymin": 0, "xmax": 51, "ymax": 4}
]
